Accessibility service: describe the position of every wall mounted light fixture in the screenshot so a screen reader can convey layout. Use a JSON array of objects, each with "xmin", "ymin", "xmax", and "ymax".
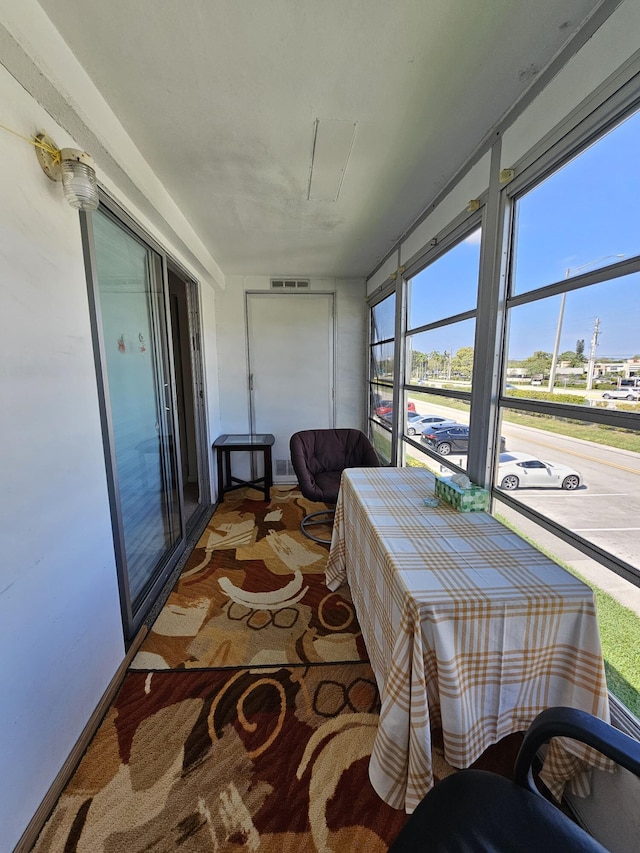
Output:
[{"xmin": 35, "ymin": 132, "xmax": 99, "ymax": 211}]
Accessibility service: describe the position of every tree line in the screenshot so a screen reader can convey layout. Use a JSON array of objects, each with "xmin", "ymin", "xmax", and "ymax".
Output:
[
  {"xmin": 408, "ymin": 341, "xmax": 587, "ymax": 380},
  {"xmin": 411, "ymin": 347, "xmax": 473, "ymax": 379},
  {"xmin": 379, "ymin": 341, "xmax": 637, "ymax": 382}
]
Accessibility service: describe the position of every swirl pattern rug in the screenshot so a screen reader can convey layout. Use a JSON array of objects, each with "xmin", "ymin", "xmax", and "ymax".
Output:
[
  {"xmin": 33, "ymin": 663, "xmax": 413, "ymax": 852},
  {"xmin": 131, "ymin": 486, "xmax": 367, "ymax": 670},
  {"xmin": 33, "ymin": 486, "xmax": 521, "ymax": 852}
]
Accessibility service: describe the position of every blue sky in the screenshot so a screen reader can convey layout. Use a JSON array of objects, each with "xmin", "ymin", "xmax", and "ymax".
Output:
[{"xmin": 408, "ymin": 107, "xmax": 640, "ymax": 361}]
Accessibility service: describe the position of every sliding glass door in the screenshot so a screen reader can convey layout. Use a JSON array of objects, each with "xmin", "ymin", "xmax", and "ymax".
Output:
[{"xmin": 86, "ymin": 206, "xmax": 183, "ymax": 636}]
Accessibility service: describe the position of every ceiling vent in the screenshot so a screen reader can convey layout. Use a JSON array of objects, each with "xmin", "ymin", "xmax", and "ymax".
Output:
[{"xmin": 270, "ymin": 279, "xmax": 310, "ymax": 290}]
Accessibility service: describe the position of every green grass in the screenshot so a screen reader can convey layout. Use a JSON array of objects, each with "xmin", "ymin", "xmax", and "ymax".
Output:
[
  {"xmin": 591, "ymin": 587, "xmax": 640, "ymax": 715},
  {"xmin": 371, "ymin": 426, "xmax": 392, "ymax": 463},
  {"xmin": 410, "ymin": 390, "xmax": 640, "ymax": 453},
  {"xmin": 410, "ymin": 391, "xmax": 471, "ymax": 416},
  {"xmin": 406, "ymin": 456, "xmax": 428, "ymax": 468},
  {"xmin": 501, "ymin": 409, "xmax": 640, "ymax": 453},
  {"xmin": 496, "ymin": 513, "xmax": 640, "ymax": 719}
]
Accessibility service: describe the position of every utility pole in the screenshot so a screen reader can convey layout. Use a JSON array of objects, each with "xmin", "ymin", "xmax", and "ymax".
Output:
[
  {"xmin": 548, "ymin": 288, "xmax": 567, "ymax": 392},
  {"xmin": 586, "ymin": 317, "xmax": 600, "ymax": 391},
  {"xmin": 548, "ymin": 254, "xmax": 623, "ymax": 393}
]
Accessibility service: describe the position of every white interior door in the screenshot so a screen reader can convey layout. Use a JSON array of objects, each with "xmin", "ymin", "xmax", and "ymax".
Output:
[{"xmin": 247, "ymin": 292, "xmax": 334, "ymax": 483}]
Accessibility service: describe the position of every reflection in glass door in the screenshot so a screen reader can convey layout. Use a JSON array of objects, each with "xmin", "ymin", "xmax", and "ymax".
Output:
[{"xmin": 90, "ymin": 208, "xmax": 182, "ymax": 632}]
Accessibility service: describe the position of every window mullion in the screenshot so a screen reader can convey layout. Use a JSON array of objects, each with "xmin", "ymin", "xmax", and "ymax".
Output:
[{"xmin": 468, "ymin": 139, "xmax": 508, "ymax": 489}]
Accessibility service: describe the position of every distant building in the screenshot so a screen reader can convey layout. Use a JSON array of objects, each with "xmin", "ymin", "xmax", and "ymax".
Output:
[
  {"xmin": 624, "ymin": 358, "xmax": 640, "ymax": 378},
  {"xmin": 556, "ymin": 366, "xmax": 584, "ymax": 375}
]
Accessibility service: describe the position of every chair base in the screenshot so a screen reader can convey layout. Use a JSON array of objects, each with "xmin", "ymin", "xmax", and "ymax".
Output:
[{"xmin": 301, "ymin": 509, "xmax": 335, "ymax": 544}]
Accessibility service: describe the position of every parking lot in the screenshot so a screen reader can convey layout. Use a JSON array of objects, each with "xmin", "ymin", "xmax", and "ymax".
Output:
[{"xmin": 405, "ymin": 397, "xmax": 640, "ymax": 615}]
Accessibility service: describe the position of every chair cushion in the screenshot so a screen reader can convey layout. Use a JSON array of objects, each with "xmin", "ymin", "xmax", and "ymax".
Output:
[
  {"xmin": 290, "ymin": 428, "xmax": 380, "ymax": 503},
  {"xmin": 313, "ymin": 470, "xmax": 343, "ymax": 503},
  {"xmin": 388, "ymin": 770, "xmax": 607, "ymax": 853}
]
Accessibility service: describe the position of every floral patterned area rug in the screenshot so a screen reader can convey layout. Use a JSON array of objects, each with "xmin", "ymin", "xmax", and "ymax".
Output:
[
  {"xmin": 33, "ymin": 663, "xmax": 411, "ymax": 852},
  {"xmin": 33, "ymin": 486, "xmax": 523, "ymax": 852},
  {"xmin": 131, "ymin": 487, "xmax": 368, "ymax": 670}
]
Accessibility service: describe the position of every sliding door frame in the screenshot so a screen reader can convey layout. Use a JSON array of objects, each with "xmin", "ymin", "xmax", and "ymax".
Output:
[{"xmin": 80, "ymin": 191, "xmax": 210, "ymax": 643}]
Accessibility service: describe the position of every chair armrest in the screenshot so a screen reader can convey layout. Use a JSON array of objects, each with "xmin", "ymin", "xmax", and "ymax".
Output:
[{"xmin": 514, "ymin": 706, "xmax": 640, "ymax": 795}]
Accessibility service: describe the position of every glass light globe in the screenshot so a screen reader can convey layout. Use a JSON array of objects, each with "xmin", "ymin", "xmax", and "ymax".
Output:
[{"xmin": 59, "ymin": 148, "xmax": 99, "ymax": 211}]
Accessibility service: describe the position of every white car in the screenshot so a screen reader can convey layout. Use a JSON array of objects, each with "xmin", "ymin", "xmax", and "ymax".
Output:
[
  {"xmin": 497, "ymin": 452, "xmax": 582, "ymax": 491},
  {"xmin": 602, "ymin": 388, "xmax": 640, "ymax": 401},
  {"xmin": 405, "ymin": 414, "xmax": 458, "ymax": 436}
]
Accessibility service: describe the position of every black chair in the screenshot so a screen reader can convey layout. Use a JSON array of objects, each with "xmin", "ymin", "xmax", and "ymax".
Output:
[
  {"xmin": 289, "ymin": 428, "xmax": 380, "ymax": 544},
  {"xmin": 389, "ymin": 706, "xmax": 640, "ymax": 853}
]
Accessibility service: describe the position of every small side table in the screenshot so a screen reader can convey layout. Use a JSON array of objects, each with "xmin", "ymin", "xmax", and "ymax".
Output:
[{"xmin": 213, "ymin": 433, "xmax": 275, "ymax": 501}]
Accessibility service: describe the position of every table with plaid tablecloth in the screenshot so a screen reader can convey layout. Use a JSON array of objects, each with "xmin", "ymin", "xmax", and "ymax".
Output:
[{"xmin": 325, "ymin": 466, "xmax": 611, "ymax": 812}]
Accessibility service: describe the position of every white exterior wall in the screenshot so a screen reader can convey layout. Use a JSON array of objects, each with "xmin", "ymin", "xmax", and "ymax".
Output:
[
  {"xmin": 199, "ymin": 281, "xmax": 222, "ymax": 500},
  {"xmin": 2, "ymin": 0, "xmax": 640, "ymax": 849},
  {"xmin": 215, "ymin": 275, "xmax": 366, "ymax": 483},
  {"xmin": 501, "ymin": 0, "xmax": 640, "ymax": 170},
  {"xmin": 333, "ymin": 278, "xmax": 368, "ymax": 427},
  {"xmin": 0, "ymin": 66, "xmax": 125, "ymax": 849},
  {"xmin": 366, "ymin": 252, "xmax": 398, "ymax": 298},
  {"xmin": 385, "ymin": 3, "xmax": 640, "ymax": 281},
  {"xmin": 400, "ymin": 153, "xmax": 491, "ymax": 266},
  {"xmin": 0, "ymin": 61, "xmax": 223, "ymax": 851}
]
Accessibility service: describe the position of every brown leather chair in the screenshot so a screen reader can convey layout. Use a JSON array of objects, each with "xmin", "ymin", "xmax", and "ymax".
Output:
[{"xmin": 289, "ymin": 428, "xmax": 380, "ymax": 543}]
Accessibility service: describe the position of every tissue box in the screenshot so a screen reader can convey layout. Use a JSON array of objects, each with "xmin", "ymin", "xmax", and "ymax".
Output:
[{"xmin": 435, "ymin": 476, "xmax": 490, "ymax": 512}]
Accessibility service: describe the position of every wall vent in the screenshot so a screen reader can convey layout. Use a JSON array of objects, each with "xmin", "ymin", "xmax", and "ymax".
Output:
[
  {"xmin": 270, "ymin": 279, "xmax": 310, "ymax": 290},
  {"xmin": 275, "ymin": 459, "xmax": 297, "ymax": 476}
]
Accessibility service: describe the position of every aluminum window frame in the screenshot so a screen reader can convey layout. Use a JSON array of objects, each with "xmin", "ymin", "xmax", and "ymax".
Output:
[
  {"xmin": 402, "ymin": 210, "xmax": 485, "ymax": 471},
  {"xmin": 365, "ymin": 40, "xmax": 640, "ymax": 733},
  {"xmin": 496, "ymin": 89, "xmax": 640, "ymax": 591},
  {"xmin": 367, "ymin": 281, "xmax": 397, "ymax": 460}
]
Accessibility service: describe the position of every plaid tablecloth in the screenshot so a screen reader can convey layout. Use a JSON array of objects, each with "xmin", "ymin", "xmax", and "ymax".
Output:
[{"xmin": 325, "ymin": 466, "xmax": 611, "ymax": 812}]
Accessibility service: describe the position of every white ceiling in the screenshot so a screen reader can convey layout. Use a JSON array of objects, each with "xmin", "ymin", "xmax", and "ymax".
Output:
[{"xmin": 34, "ymin": 0, "xmax": 616, "ymax": 278}]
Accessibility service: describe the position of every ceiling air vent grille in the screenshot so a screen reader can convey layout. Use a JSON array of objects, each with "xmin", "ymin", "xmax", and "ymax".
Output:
[{"xmin": 270, "ymin": 279, "xmax": 310, "ymax": 290}]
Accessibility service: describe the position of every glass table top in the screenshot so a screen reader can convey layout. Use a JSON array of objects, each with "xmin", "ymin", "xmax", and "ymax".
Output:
[{"xmin": 215, "ymin": 433, "xmax": 274, "ymax": 446}]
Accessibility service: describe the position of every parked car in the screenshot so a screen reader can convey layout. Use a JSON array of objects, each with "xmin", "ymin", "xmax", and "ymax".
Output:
[
  {"xmin": 422, "ymin": 425, "xmax": 506, "ymax": 456},
  {"xmin": 375, "ymin": 399, "xmax": 394, "ymax": 416},
  {"xmin": 497, "ymin": 452, "xmax": 582, "ymax": 490},
  {"xmin": 602, "ymin": 389, "xmax": 640, "ymax": 401},
  {"xmin": 376, "ymin": 399, "xmax": 417, "ymax": 418},
  {"xmin": 406, "ymin": 414, "xmax": 458, "ymax": 436}
]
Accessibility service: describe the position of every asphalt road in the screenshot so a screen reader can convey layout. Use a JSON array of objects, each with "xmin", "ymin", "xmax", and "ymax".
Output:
[{"xmin": 406, "ymin": 397, "xmax": 640, "ymax": 578}]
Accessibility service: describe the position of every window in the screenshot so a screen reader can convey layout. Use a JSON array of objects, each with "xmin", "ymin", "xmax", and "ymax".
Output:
[
  {"xmin": 371, "ymin": 293, "xmax": 396, "ymax": 343},
  {"xmin": 512, "ymin": 109, "xmax": 640, "ymax": 296},
  {"xmin": 368, "ymin": 292, "xmax": 396, "ymax": 444},
  {"xmin": 408, "ymin": 227, "xmax": 481, "ymax": 328},
  {"xmin": 500, "ymin": 103, "xmax": 640, "ymax": 718},
  {"xmin": 505, "ymin": 271, "xmax": 640, "ymax": 403},
  {"xmin": 404, "ymin": 226, "xmax": 481, "ymax": 475},
  {"xmin": 366, "ymin": 86, "xmax": 640, "ymax": 722},
  {"xmin": 83, "ymin": 202, "xmax": 209, "ymax": 640}
]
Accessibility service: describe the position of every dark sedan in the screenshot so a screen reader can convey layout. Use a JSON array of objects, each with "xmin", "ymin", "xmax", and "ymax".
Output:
[{"xmin": 421, "ymin": 425, "xmax": 506, "ymax": 456}]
